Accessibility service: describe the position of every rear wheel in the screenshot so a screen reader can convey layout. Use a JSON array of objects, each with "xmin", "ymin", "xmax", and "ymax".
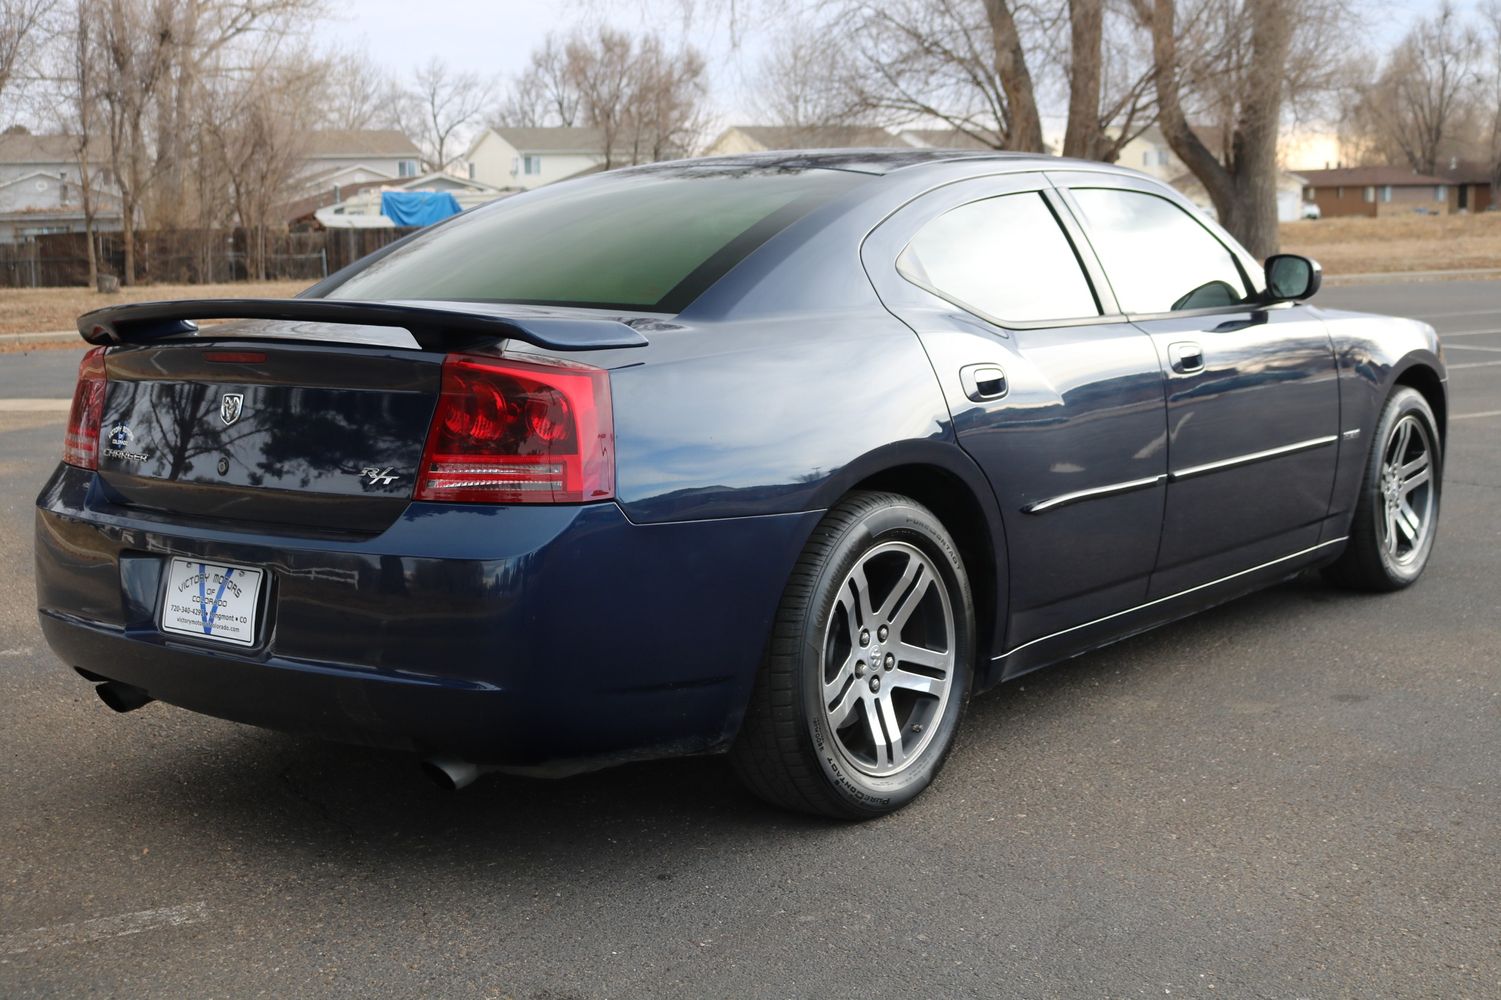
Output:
[
  {"xmin": 1325, "ymin": 387, "xmax": 1441, "ymax": 591},
  {"xmin": 730, "ymin": 491, "xmax": 974, "ymax": 819}
]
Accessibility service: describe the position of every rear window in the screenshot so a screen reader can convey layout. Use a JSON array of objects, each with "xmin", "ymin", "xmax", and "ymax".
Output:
[{"xmin": 324, "ymin": 168, "xmax": 866, "ymax": 313}]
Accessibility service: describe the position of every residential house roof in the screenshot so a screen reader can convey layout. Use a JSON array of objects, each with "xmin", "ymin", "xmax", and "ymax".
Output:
[
  {"xmin": 721, "ymin": 125, "xmax": 914, "ymax": 150},
  {"xmin": 1298, "ymin": 165, "xmax": 1448, "ymax": 188},
  {"xmin": 302, "ymin": 129, "xmax": 422, "ymax": 159},
  {"xmin": 0, "ymin": 132, "xmax": 108, "ymax": 163},
  {"xmin": 897, "ymin": 128, "xmax": 992, "ymax": 150},
  {"xmin": 486, "ymin": 127, "xmax": 612, "ymax": 153}
]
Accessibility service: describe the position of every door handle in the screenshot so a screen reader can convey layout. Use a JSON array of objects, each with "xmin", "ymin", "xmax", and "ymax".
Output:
[
  {"xmin": 959, "ymin": 364, "xmax": 1008, "ymax": 401},
  {"xmin": 1168, "ymin": 342, "xmax": 1205, "ymax": 375}
]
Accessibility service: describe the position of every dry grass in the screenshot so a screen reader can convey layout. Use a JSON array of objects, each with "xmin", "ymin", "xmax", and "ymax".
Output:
[
  {"xmin": 1281, "ymin": 213, "xmax": 1501, "ymax": 275},
  {"xmin": 0, "ymin": 279, "xmax": 309, "ymax": 336}
]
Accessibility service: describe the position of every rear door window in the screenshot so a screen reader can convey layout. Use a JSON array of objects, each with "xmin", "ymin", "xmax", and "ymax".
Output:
[
  {"xmin": 896, "ymin": 192, "xmax": 1100, "ymax": 323},
  {"xmin": 1068, "ymin": 188, "xmax": 1252, "ymax": 313}
]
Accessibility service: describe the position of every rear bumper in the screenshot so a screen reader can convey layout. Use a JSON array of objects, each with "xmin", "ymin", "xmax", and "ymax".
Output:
[{"xmin": 35, "ymin": 465, "xmax": 819, "ymax": 771}]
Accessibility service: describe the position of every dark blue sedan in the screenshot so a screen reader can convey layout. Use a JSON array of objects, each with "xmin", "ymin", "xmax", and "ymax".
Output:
[{"xmin": 36, "ymin": 151, "xmax": 1447, "ymax": 817}]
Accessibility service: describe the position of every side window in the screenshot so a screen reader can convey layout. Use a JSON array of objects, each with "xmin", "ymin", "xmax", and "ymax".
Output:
[
  {"xmin": 1069, "ymin": 188, "xmax": 1251, "ymax": 313},
  {"xmin": 897, "ymin": 192, "xmax": 1099, "ymax": 323}
]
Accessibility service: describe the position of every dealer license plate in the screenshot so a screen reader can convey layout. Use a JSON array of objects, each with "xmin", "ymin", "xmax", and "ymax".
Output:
[{"xmin": 159, "ymin": 558, "xmax": 265, "ymax": 647}]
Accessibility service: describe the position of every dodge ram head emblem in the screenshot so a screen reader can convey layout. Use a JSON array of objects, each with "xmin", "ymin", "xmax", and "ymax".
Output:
[{"xmin": 220, "ymin": 393, "xmax": 244, "ymax": 426}]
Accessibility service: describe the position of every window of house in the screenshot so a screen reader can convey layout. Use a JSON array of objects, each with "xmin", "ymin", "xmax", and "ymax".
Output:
[
  {"xmin": 1435, "ymin": 186, "xmax": 1446, "ymax": 202},
  {"xmin": 897, "ymin": 192, "xmax": 1099, "ymax": 323},
  {"xmin": 1069, "ymin": 187, "xmax": 1252, "ymax": 314},
  {"xmin": 1382, "ymin": 185, "xmax": 1392, "ymax": 202},
  {"xmin": 1363, "ymin": 186, "xmax": 1375, "ymax": 202},
  {"xmin": 398, "ymin": 160, "xmax": 417, "ymax": 178},
  {"xmin": 524, "ymin": 155, "xmax": 542, "ymax": 175}
]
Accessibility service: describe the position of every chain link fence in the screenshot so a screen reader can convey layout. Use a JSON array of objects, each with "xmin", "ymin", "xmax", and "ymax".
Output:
[{"xmin": 0, "ymin": 227, "xmax": 417, "ymax": 289}]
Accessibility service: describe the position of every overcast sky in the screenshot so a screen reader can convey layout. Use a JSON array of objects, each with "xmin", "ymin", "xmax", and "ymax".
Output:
[{"xmin": 329, "ymin": 0, "xmax": 1459, "ymax": 138}]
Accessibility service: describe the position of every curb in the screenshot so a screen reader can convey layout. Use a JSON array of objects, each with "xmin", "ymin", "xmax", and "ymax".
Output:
[
  {"xmin": 0, "ymin": 330, "xmax": 78, "ymax": 346},
  {"xmin": 1324, "ymin": 268, "xmax": 1501, "ymax": 286}
]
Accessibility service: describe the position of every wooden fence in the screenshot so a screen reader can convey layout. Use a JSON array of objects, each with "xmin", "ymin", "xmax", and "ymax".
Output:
[{"xmin": 0, "ymin": 227, "xmax": 418, "ymax": 289}]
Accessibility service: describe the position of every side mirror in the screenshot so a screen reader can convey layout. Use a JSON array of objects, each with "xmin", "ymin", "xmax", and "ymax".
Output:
[{"xmin": 1264, "ymin": 254, "xmax": 1321, "ymax": 302}]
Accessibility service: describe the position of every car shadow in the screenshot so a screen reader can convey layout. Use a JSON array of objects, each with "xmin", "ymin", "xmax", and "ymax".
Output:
[{"xmin": 89, "ymin": 571, "xmax": 1360, "ymax": 872}]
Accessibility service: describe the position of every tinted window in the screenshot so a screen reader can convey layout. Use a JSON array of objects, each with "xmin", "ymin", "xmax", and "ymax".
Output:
[
  {"xmin": 1069, "ymin": 188, "xmax": 1251, "ymax": 313},
  {"xmin": 897, "ymin": 192, "xmax": 1099, "ymax": 322},
  {"xmin": 325, "ymin": 168, "xmax": 866, "ymax": 312}
]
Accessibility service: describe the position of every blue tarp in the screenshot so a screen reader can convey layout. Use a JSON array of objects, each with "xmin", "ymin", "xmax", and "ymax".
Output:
[{"xmin": 380, "ymin": 191, "xmax": 463, "ymax": 227}]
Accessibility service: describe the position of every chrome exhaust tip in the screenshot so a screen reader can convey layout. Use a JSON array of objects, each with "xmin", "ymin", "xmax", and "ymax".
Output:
[
  {"xmin": 420, "ymin": 756, "xmax": 482, "ymax": 791},
  {"xmin": 95, "ymin": 681, "xmax": 153, "ymax": 713}
]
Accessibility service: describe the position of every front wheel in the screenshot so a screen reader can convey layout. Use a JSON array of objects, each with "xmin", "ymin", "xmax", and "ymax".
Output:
[
  {"xmin": 730, "ymin": 491, "xmax": 974, "ymax": 819},
  {"xmin": 1325, "ymin": 386, "xmax": 1442, "ymax": 591}
]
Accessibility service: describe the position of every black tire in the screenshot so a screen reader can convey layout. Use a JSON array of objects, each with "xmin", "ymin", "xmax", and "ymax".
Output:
[
  {"xmin": 730, "ymin": 491, "xmax": 975, "ymax": 819},
  {"xmin": 1324, "ymin": 386, "xmax": 1442, "ymax": 591}
]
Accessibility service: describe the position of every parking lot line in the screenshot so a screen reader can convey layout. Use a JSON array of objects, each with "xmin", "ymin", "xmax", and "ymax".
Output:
[
  {"xmin": 1448, "ymin": 359, "xmax": 1501, "ymax": 370},
  {"xmin": 1437, "ymin": 328, "xmax": 1501, "ymax": 338},
  {"xmin": 0, "ymin": 399, "xmax": 71, "ymax": 412},
  {"xmin": 0, "ymin": 902, "xmax": 209, "ymax": 955},
  {"xmin": 1452, "ymin": 409, "xmax": 1501, "ymax": 422},
  {"xmin": 1444, "ymin": 344, "xmax": 1501, "ymax": 352}
]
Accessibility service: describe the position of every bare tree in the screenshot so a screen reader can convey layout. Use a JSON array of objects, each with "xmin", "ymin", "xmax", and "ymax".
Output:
[
  {"xmin": 314, "ymin": 47, "xmax": 388, "ymax": 131},
  {"xmin": 97, "ymin": 0, "xmax": 175, "ymax": 284},
  {"xmin": 1484, "ymin": 1, "xmax": 1501, "ymax": 197},
  {"xmin": 394, "ymin": 57, "xmax": 494, "ymax": 170},
  {"xmin": 750, "ymin": 19, "xmax": 866, "ymax": 128},
  {"xmin": 495, "ymin": 27, "xmax": 707, "ymax": 168},
  {"xmin": 494, "ymin": 34, "xmax": 581, "ymax": 128},
  {"xmin": 0, "ymin": 0, "xmax": 56, "ymax": 113},
  {"xmin": 62, "ymin": 0, "xmax": 102, "ymax": 286},
  {"xmin": 1348, "ymin": 3, "xmax": 1480, "ymax": 176},
  {"xmin": 201, "ymin": 52, "xmax": 317, "ymax": 278}
]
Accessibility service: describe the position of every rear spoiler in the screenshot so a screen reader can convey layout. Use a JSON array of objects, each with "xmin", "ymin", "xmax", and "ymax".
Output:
[{"xmin": 77, "ymin": 298, "xmax": 649, "ymax": 352}]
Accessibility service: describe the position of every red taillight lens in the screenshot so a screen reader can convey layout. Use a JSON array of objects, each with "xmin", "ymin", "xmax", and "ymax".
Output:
[
  {"xmin": 415, "ymin": 354, "xmax": 614, "ymax": 504},
  {"xmin": 63, "ymin": 346, "xmax": 107, "ymax": 469}
]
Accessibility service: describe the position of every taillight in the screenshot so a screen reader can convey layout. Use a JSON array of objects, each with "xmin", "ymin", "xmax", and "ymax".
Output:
[
  {"xmin": 415, "ymin": 353, "xmax": 614, "ymax": 503},
  {"xmin": 63, "ymin": 346, "xmax": 107, "ymax": 469}
]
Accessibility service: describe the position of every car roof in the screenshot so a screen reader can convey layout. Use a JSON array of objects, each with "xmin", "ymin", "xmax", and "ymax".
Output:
[{"xmin": 626, "ymin": 148, "xmax": 1142, "ymax": 179}]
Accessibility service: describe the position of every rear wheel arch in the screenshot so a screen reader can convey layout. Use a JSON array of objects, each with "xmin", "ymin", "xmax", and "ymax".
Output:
[{"xmin": 841, "ymin": 459, "xmax": 1006, "ymax": 684}]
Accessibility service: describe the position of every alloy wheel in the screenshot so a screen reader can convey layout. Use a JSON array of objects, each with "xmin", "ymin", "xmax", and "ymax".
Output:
[
  {"xmin": 821, "ymin": 540, "xmax": 956, "ymax": 778},
  {"xmin": 1378, "ymin": 413, "xmax": 1435, "ymax": 565}
]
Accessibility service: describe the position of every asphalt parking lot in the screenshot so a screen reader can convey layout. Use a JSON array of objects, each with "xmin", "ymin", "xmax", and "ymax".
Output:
[{"xmin": 1, "ymin": 280, "xmax": 1498, "ymax": 998}]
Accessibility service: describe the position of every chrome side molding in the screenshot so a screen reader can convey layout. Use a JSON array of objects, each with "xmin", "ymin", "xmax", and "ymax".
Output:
[
  {"xmin": 1170, "ymin": 434, "xmax": 1339, "ymax": 480},
  {"xmin": 1021, "ymin": 474, "xmax": 1166, "ymax": 514}
]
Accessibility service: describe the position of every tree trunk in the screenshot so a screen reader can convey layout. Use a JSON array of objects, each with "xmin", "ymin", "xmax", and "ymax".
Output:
[
  {"xmin": 1063, "ymin": 0, "xmax": 1104, "ymax": 159},
  {"xmin": 983, "ymin": 0, "xmax": 1046, "ymax": 152},
  {"xmin": 1140, "ymin": 0, "xmax": 1288, "ymax": 258}
]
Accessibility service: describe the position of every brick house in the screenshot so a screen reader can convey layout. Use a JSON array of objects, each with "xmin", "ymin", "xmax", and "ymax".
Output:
[{"xmin": 1298, "ymin": 166, "xmax": 1451, "ymax": 218}]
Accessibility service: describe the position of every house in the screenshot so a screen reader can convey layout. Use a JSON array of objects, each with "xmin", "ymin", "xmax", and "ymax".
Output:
[
  {"xmin": 1297, "ymin": 166, "xmax": 1450, "ymax": 218},
  {"xmin": 288, "ymin": 171, "xmax": 512, "ymax": 230},
  {"xmin": 704, "ymin": 125, "xmax": 989, "ymax": 157},
  {"xmin": 295, "ymin": 129, "xmax": 424, "ymax": 193},
  {"xmin": 0, "ymin": 132, "xmax": 123, "ymax": 242},
  {"xmin": 1114, "ymin": 126, "xmax": 1184, "ymax": 181},
  {"xmin": 465, "ymin": 127, "xmax": 620, "ymax": 191},
  {"xmin": 1435, "ymin": 159, "xmax": 1495, "ymax": 214}
]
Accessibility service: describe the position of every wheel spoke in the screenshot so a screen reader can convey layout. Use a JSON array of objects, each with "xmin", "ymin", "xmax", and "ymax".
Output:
[
  {"xmin": 887, "ymin": 667, "xmax": 948, "ymax": 698},
  {"xmin": 826, "ymin": 677, "xmax": 861, "ymax": 729},
  {"xmin": 1399, "ymin": 452, "xmax": 1429, "ymax": 481},
  {"xmin": 888, "ymin": 564, "xmax": 933, "ymax": 631},
  {"xmin": 1401, "ymin": 466, "xmax": 1430, "ymax": 495},
  {"xmin": 1388, "ymin": 419, "xmax": 1412, "ymax": 466},
  {"xmin": 875, "ymin": 694, "xmax": 906, "ymax": 768},
  {"xmin": 894, "ymin": 641, "xmax": 950, "ymax": 671},
  {"xmin": 1385, "ymin": 508, "xmax": 1400, "ymax": 553},
  {"xmin": 1396, "ymin": 500, "xmax": 1421, "ymax": 540},
  {"xmin": 833, "ymin": 587, "xmax": 861, "ymax": 651},
  {"xmin": 873, "ymin": 553, "xmax": 921, "ymax": 622},
  {"xmin": 849, "ymin": 564, "xmax": 876, "ymax": 627},
  {"xmin": 824, "ymin": 651, "xmax": 857, "ymax": 703},
  {"xmin": 864, "ymin": 699, "xmax": 892, "ymax": 769}
]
